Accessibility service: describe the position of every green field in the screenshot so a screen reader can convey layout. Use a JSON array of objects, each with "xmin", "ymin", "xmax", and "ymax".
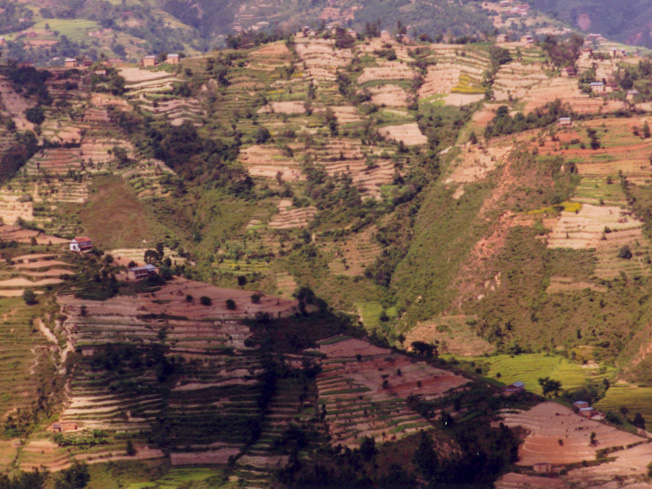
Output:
[
  {"xmin": 126, "ymin": 468, "xmax": 224, "ymax": 489},
  {"xmin": 595, "ymin": 384, "xmax": 652, "ymax": 425},
  {"xmin": 463, "ymin": 353, "xmax": 615, "ymax": 395},
  {"xmin": 33, "ymin": 19, "xmax": 100, "ymax": 41},
  {"xmin": 356, "ymin": 301, "xmax": 398, "ymax": 329}
]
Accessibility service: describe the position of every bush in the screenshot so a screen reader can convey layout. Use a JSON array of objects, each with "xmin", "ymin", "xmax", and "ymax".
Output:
[
  {"xmin": 226, "ymin": 299, "xmax": 236, "ymax": 310},
  {"xmin": 618, "ymin": 246, "xmax": 633, "ymax": 259},
  {"xmin": 199, "ymin": 296, "xmax": 212, "ymax": 306},
  {"xmin": 251, "ymin": 294, "xmax": 261, "ymax": 303},
  {"xmin": 25, "ymin": 107, "xmax": 45, "ymax": 125},
  {"xmin": 23, "ymin": 288, "xmax": 36, "ymax": 305},
  {"xmin": 126, "ymin": 439, "xmax": 136, "ymax": 456},
  {"xmin": 255, "ymin": 126, "xmax": 271, "ymax": 144}
]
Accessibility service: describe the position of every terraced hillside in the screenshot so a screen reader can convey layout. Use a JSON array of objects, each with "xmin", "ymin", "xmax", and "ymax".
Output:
[{"xmin": 4, "ymin": 26, "xmax": 652, "ymax": 489}]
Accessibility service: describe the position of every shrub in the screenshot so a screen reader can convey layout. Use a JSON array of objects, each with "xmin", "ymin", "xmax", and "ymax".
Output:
[
  {"xmin": 199, "ymin": 296, "xmax": 212, "ymax": 306},
  {"xmin": 23, "ymin": 288, "xmax": 36, "ymax": 305},
  {"xmin": 251, "ymin": 294, "xmax": 261, "ymax": 303},
  {"xmin": 618, "ymin": 246, "xmax": 633, "ymax": 259},
  {"xmin": 226, "ymin": 299, "xmax": 236, "ymax": 310},
  {"xmin": 126, "ymin": 439, "xmax": 136, "ymax": 456},
  {"xmin": 255, "ymin": 126, "xmax": 271, "ymax": 144}
]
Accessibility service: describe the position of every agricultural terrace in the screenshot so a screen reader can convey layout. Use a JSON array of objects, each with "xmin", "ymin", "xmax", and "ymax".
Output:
[
  {"xmin": 463, "ymin": 353, "xmax": 614, "ymax": 395},
  {"xmin": 30, "ymin": 278, "xmax": 302, "ymax": 472},
  {"xmin": 499, "ymin": 402, "xmax": 643, "ymax": 465},
  {"xmin": 313, "ymin": 337, "xmax": 469, "ymax": 447},
  {"xmin": 405, "ymin": 315, "xmax": 494, "ymax": 356}
]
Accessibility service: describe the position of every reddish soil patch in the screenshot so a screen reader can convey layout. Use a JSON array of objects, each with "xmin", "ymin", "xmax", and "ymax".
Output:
[
  {"xmin": 500, "ymin": 402, "xmax": 642, "ymax": 465},
  {"xmin": 59, "ymin": 277, "xmax": 299, "ymax": 320}
]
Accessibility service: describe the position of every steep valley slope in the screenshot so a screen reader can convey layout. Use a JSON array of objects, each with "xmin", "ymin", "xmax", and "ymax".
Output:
[{"xmin": 3, "ymin": 28, "xmax": 652, "ymax": 488}]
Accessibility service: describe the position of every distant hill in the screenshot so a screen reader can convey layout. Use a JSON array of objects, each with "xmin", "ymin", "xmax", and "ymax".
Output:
[
  {"xmin": 7, "ymin": 0, "xmax": 494, "ymax": 65},
  {"xmin": 529, "ymin": 0, "xmax": 652, "ymax": 47}
]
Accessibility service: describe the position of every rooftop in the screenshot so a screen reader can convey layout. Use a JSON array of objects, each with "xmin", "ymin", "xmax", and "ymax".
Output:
[{"xmin": 129, "ymin": 264, "xmax": 158, "ymax": 272}]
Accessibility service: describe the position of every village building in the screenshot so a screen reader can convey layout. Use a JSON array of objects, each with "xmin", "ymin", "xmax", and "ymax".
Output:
[
  {"xmin": 558, "ymin": 117, "xmax": 572, "ymax": 127},
  {"xmin": 70, "ymin": 237, "xmax": 93, "ymax": 253},
  {"xmin": 564, "ymin": 66, "xmax": 576, "ymax": 77},
  {"xmin": 166, "ymin": 53, "xmax": 180, "ymax": 64},
  {"xmin": 127, "ymin": 264, "xmax": 159, "ymax": 281},
  {"xmin": 590, "ymin": 81, "xmax": 605, "ymax": 93},
  {"xmin": 380, "ymin": 30, "xmax": 392, "ymax": 41},
  {"xmin": 579, "ymin": 406, "xmax": 596, "ymax": 418},
  {"xmin": 521, "ymin": 35, "xmax": 534, "ymax": 45},
  {"xmin": 573, "ymin": 400, "xmax": 589, "ymax": 409},
  {"xmin": 49, "ymin": 422, "xmax": 79, "ymax": 433},
  {"xmin": 533, "ymin": 463, "xmax": 553, "ymax": 473},
  {"xmin": 142, "ymin": 55, "xmax": 157, "ymax": 67},
  {"xmin": 0, "ymin": 38, "xmax": 5, "ymax": 45},
  {"xmin": 94, "ymin": 69, "xmax": 107, "ymax": 76},
  {"xmin": 626, "ymin": 89, "xmax": 640, "ymax": 101},
  {"xmin": 606, "ymin": 82, "xmax": 619, "ymax": 93},
  {"xmin": 64, "ymin": 58, "xmax": 77, "ymax": 69},
  {"xmin": 504, "ymin": 381, "xmax": 525, "ymax": 393},
  {"xmin": 496, "ymin": 34, "xmax": 509, "ymax": 43}
]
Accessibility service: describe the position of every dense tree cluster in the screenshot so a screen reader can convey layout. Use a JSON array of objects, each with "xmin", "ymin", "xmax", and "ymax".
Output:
[
  {"xmin": 485, "ymin": 100, "xmax": 572, "ymax": 138},
  {"xmin": 540, "ymin": 34, "xmax": 584, "ymax": 68}
]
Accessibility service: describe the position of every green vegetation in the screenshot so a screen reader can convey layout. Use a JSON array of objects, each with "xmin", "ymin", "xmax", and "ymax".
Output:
[
  {"xmin": 485, "ymin": 100, "xmax": 572, "ymax": 138},
  {"xmin": 457, "ymin": 353, "xmax": 614, "ymax": 395}
]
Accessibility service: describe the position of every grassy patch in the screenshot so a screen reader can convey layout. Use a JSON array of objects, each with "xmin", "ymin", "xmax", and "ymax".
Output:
[
  {"xmin": 77, "ymin": 175, "xmax": 155, "ymax": 249},
  {"xmin": 356, "ymin": 301, "xmax": 397, "ymax": 329},
  {"xmin": 464, "ymin": 352, "xmax": 614, "ymax": 395}
]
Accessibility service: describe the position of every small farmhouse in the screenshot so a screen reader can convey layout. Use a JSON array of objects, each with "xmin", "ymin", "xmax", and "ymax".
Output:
[
  {"xmin": 520, "ymin": 35, "xmax": 533, "ymax": 45},
  {"xmin": 558, "ymin": 117, "xmax": 572, "ymax": 127},
  {"xmin": 573, "ymin": 400, "xmax": 589, "ymax": 409},
  {"xmin": 590, "ymin": 81, "xmax": 605, "ymax": 93},
  {"xmin": 49, "ymin": 422, "xmax": 79, "ymax": 433},
  {"xmin": 127, "ymin": 264, "xmax": 159, "ymax": 281},
  {"xmin": 64, "ymin": 58, "xmax": 77, "ymax": 69},
  {"xmin": 70, "ymin": 237, "xmax": 93, "ymax": 253},
  {"xmin": 533, "ymin": 462, "xmax": 552, "ymax": 473},
  {"xmin": 626, "ymin": 89, "xmax": 640, "ymax": 101},
  {"xmin": 142, "ymin": 55, "xmax": 157, "ymax": 67},
  {"xmin": 504, "ymin": 381, "xmax": 525, "ymax": 393},
  {"xmin": 579, "ymin": 406, "xmax": 596, "ymax": 418},
  {"xmin": 166, "ymin": 53, "xmax": 180, "ymax": 64}
]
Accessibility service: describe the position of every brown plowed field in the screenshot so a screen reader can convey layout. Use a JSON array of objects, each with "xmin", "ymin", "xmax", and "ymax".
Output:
[{"xmin": 500, "ymin": 402, "xmax": 643, "ymax": 465}]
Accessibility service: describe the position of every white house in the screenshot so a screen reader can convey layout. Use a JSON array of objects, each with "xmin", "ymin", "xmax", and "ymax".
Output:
[
  {"xmin": 127, "ymin": 264, "xmax": 158, "ymax": 281},
  {"xmin": 70, "ymin": 237, "xmax": 93, "ymax": 252}
]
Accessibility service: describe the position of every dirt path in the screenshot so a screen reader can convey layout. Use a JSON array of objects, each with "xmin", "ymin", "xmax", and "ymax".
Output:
[{"xmin": 35, "ymin": 318, "xmax": 57, "ymax": 346}]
